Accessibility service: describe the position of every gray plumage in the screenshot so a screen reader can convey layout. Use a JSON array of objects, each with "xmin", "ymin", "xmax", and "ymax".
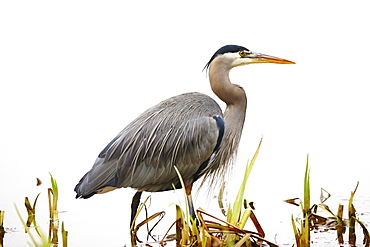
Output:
[
  {"xmin": 76, "ymin": 93, "xmax": 224, "ymax": 195},
  {"xmin": 74, "ymin": 44, "xmax": 294, "ymax": 225}
]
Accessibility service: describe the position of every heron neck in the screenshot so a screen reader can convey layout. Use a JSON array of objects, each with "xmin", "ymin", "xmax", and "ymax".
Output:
[
  {"xmin": 207, "ymin": 60, "xmax": 247, "ymax": 174},
  {"xmin": 209, "ymin": 61, "xmax": 247, "ymax": 117}
]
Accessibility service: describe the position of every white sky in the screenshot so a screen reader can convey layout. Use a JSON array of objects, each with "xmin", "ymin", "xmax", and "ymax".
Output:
[{"xmin": 1, "ymin": 1, "xmax": 370, "ymax": 246}]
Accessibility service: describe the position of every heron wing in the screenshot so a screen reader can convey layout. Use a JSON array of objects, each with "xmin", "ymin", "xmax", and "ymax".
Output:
[
  {"xmin": 117, "ymin": 115, "xmax": 223, "ymax": 192},
  {"xmin": 74, "ymin": 157, "xmax": 117, "ymax": 198},
  {"xmin": 75, "ymin": 92, "xmax": 223, "ymax": 197}
]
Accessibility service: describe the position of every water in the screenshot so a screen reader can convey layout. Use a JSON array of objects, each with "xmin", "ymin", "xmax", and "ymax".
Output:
[
  {"xmin": 1, "ymin": 174, "xmax": 369, "ymax": 246},
  {"xmin": 1, "ymin": 132, "xmax": 370, "ymax": 247}
]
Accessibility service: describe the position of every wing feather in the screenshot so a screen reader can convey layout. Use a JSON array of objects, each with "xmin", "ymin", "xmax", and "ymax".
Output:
[{"xmin": 75, "ymin": 92, "xmax": 223, "ymax": 197}]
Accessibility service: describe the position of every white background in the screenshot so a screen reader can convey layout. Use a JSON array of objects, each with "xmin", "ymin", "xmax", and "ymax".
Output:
[{"xmin": 1, "ymin": 1, "xmax": 370, "ymax": 246}]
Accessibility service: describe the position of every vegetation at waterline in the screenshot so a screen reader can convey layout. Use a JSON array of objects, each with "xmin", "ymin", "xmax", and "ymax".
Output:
[
  {"xmin": 1, "ymin": 174, "xmax": 67, "ymax": 247},
  {"xmin": 0, "ymin": 210, "xmax": 4, "ymax": 247},
  {"xmin": 131, "ymin": 138, "xmax": 276, "ymax": 246},
  {"xmin": 131, "ymin": 149, "xmax": 370, "ymax": 246},
  {"xmin": 0, "ymin": 140, "xmax": 369, "ymax": 246},
  {"xmin": 286, "ymin": 155, "xmax": 370, "ymax": 247}
]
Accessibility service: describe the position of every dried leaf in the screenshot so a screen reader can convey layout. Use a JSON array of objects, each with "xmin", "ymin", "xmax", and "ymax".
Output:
[
  {"xmin": 336, "ymin": 204, "xmax": 345, "ymax": 245},
  {"xmin": 284, "ymin": 198, "xmax": 301, "ymax": 206},
  {"xmin": 348, "ymin": 182, "xmax": 359, "ymax": 245},
  {"xmin": 36, "ymin": 178, "xmax": 42, "ymax": 186},
  {"xmin": 353, "ymin": 217, "xmax": 370, "ymax": 247},
  {"xmin": 320, "ymin": 188, "xmax": 331, "ymax": 203}
]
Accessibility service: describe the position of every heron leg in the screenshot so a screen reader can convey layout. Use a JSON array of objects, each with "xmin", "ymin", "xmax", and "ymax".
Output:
[
  {"xmin": 186, "ymin": 193, "xmax": 197, "ymax": 220},
  {"xmin": 130, "ymin": 191, "xmax": 142, "ymax": 229},
  {"xmin": 185, "ymin": 183, "xmax": 198, "ymax": 223}
]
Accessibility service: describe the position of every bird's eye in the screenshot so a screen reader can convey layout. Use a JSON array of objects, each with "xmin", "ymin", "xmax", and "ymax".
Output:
[{"xmin": 239, "ymin": 51, "xmax": 251, "ymax": 57}]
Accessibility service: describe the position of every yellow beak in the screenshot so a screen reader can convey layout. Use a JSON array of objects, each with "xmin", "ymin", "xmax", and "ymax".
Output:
[{"xmin": 252, "ymin": 53, "xmax": 295, "ymax": 64}]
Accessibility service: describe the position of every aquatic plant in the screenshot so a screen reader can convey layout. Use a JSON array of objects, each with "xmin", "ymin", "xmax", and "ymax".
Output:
[
  {"xmin": 14, "ymin": 174, "xmax": 68, "ymax": 247},
  {"xmin": 287, "ymin": 158, "xmax": 370, "ymax": 247}
]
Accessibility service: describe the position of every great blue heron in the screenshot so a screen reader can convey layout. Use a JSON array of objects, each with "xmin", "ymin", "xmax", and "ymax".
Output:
[{"xmin": 74, "ymin": 45, "xmax": 294, "ymax": 227}]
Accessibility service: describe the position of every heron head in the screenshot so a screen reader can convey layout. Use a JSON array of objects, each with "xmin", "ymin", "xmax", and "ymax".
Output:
[{"xmin": 204, "ymin": 44, "xmax": 295, "ymax": 71}]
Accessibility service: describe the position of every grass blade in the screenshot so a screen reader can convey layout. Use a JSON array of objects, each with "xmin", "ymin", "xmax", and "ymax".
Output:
[
  {"xmin": 62, "ymin": 221, "xmax": 68, "ymax": 247},
  {"xmin": 303, "ymin": 154, "xmax": 310, "ymax": 215},
  {"xmin": 228, "ymin": 138, "xmax": 262, "ymax": 226},
  {"xmin": 0, "ymin": 210, "xmax": 5, "ymax": 247},
  {"xmin": 291, "ymin": 214, "xmax": 300, "ymax": 247},
  {"xmin": 301, "ymin": 155, "xmax": 310, "ymax": 247},
  {"xmin": 15, "ymin": 204, "xmax": 50, "ymax": 247},
  {"xmin": 48, "ymin": 174, "xmax": 59, "ymax": 244},
  {"xmin": 173, "ymin": 166, "xmax": 190, "ymax": 224},
  {"xmin": 217, "ymin": 182, "xmax": 228, "ymax": 217},
  {"xmin": 336, "ymin": 204, "xmax": 345, "ymax": 245},
  {"xmin": 348, "ymin": 182, "xmax": 359, "ymax": 245}
]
